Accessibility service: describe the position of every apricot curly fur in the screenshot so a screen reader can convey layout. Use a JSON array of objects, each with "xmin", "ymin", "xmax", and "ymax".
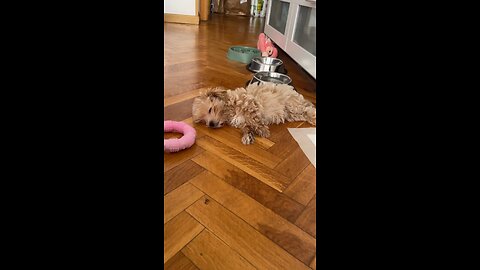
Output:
[{"xmin": 192, "ymin": 83, "xmax": 316, "ymax": 145}]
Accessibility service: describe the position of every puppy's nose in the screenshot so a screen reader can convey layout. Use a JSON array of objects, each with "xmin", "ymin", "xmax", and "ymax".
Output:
[{"xmin": 209, "ymin": 121, "xmax": 215, "ymax": 127}]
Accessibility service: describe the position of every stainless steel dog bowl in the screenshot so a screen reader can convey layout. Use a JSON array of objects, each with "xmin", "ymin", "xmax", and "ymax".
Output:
[
  {"xmin": 248, "ymin": 57, "xmax": 283, "ymax": 73},
  {"xmin": 249, "ymin": 71, "xmax": 292, "ymax": 85}
]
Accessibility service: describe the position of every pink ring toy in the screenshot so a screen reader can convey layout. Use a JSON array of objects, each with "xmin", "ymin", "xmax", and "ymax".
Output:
[{"xmin": 164, "ymin": 121, "xmax": 196, "ymax": 153}]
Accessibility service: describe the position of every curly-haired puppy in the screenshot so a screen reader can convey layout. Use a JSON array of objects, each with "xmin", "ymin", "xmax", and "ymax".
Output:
[{"xmin": 192, "ymin": 82, "xmax": 316, "ymax": 145}]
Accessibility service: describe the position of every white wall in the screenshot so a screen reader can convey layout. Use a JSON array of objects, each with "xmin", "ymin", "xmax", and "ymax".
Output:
[{"xmin": 164, "ymin": 0, "xmax": 196, "ymax": 16}]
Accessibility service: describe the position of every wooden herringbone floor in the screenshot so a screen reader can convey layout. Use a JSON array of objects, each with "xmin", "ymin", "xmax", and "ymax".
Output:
[{"xmin": 164, "ymin": 14, "xmax": 316, "ymax": 270}]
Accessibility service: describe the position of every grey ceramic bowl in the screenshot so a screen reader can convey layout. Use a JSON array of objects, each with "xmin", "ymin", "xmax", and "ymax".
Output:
[
  {"xmin": 249, "ymin": 71, "xmax": 292, "ymax": 85},
  {"xmin": 248, "ymin": 57, "xmax": 283, "ymax": 72}
]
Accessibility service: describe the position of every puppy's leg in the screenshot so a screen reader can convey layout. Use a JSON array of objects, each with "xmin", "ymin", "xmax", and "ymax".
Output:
[
  {"xmin": 285, "ymin": 99, "xmax": 316, "ymax": 126},
  {"xmin": 254, "ymin": 125, "xmax": 270, "ymax": 138},
  {"xmin": 241, "ymin": 126, "xmax": 255, "ymax": 145},
  {"xmin": 230, "ymin": 114, "xmax": 256, "ymax": 144},
  {"xmin": 304, "ymin": 106, "xmax": 316, "ymax": 126}
]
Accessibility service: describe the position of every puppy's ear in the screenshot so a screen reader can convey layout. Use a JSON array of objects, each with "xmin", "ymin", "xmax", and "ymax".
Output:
[
  {"xmin": 205, "ymin": 87, "xmax": 227, "ymax": 101},
  {"xmin": 198, "ymin": 87, "xmax": 210, "ymax": 97}
]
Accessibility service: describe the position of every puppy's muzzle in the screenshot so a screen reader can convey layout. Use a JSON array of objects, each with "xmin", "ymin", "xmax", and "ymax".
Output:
[{"xmin": 207, "ymin": 121, "xmax": 222, "ymax": 129}]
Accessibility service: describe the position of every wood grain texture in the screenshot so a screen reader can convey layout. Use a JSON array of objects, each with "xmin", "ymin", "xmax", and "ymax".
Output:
[
  {"xmin": 255, "ymin": 136, "xmax": 275, "ymax": 149},
  {"xmin": 268, "ymin": 131, "xmax": 305, "ymax": 161},
  {"xmin": 181, "ymin": 117, "xmax": 194, "ymax": 126},
  {"xmin": 164, "ymin": 60, "xmax": 205, "ymax": 77},
  {"xmin": 267, "ymin": 122, "xmax": 305, "ymax": 143},
  {"xmin": 164, "ymin": 160, "xmax": 205, "ymax": 195},
  {"xmin": 164, "ymin": 183, "xmax": 204, "ymax": 224},
  {"xmin": 195, "ymin": 136, "xmax": 292, "ymax": 192},
  {"xmin": 275, "ymin": 146, "xmax": 311, "ymax": 180},
  {"xmin": 164, "ymin": 144, "xmax": 205, "ymax": 172},
  {"xmin": 186, "ymin": 198, "xmax": 311, "ymax": 270},
  {"xmin": 164, "ymin": 211, "xmax": 205, "ymax": 263},
  {"xmin": 182, "ymin": 230, "xmax": 256, "ymax": 270},
  {"xmin": 295, "ymin": 195, "xmax": 317, "ymax": 238},
  {"xmin": 164, "ymin": 88, "xmax": 203, "ymax": 107},
  {"xmin": 164, "ymin": 98, "xmax": 196, "ymax": 121},
  {"xmin": 284, "ymin": 164, "xmax": 316, "ymax": 206},
  {"xmin": 192, "ymin": 151, "xmax": 304, "ymax": 222},
  {"xmin": 193, "ymin": 124, "xmax": 282, "ymax": 168},
  {"xmin": 190, "ymin": 171, "xmax": 316, "ymax": 265},
  {"xmin": 310, "ymin": 256, "xmax": 316, "ymax": 270},
  {"xmin": 165, "ymin": 252, "xmax": 199, "ymax": 270}
]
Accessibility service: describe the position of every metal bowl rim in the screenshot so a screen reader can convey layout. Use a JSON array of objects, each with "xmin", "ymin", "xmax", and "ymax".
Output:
[
  {"xmin": 251, "ymin": 57, "xmax": 283, "ymax": 66},
  {"xmin": 253, "ymin": 72, "xmax": 292, "ymax": 84}
]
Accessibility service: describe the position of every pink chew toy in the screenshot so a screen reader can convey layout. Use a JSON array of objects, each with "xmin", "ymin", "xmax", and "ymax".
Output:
[
  {"xmin": 257, "ymin": 33, "xmax": 278, "ymax": 58},
  {"xmin": 164, "ymin": 121, "xmax": 196, "ymax": 153}
]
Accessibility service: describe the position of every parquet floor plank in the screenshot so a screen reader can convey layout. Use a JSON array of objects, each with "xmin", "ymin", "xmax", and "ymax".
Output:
[
  {"xmin": 164, "ymin": 211, "xmax": 205, "ymax": 263},
  {"xmin": 186, "ymin": 197, "xmax": 311, "ymax": 270},
  {"xmin": 164, "ymin": 88, "xmax": 205, "ymax": 107},
  {"xmin": 267, "ymin": 122, "xmax": 305, "ymax": 143},
  {"xmin": 254, "ymin": 136, "xmax": 275, "ymax": 149},
  {"xmin": 295, "ymin": 195, "xmax": 317, "ymax": 238},
  {"xmin": 164, "ymin": 183, "xmax": 204, "ymax": 224},
  {"xmin": 164, "ymin": 60, "xmax": 206, "ymax": 76},
  {"xmin": 182, "ymin": 230, "xmax": 256, "ymax": 270},
  {"xmin": 284, "ymin": 164, "xmax": 316, "ymax": 206},
  {"xmin": 275, "ymin": 146, "xmax": 311, "ymax": 180},
  {"xmin": 268, "ymin": 128, "xmax": 305, "ymax": 160},
  {"xmin": 165, "ymin": 252, "xmax": 199, "ymax": 270},
  {"xmin": 164, "ymin": 159, "xmax": 205, "ymax": 195},
  {"xmin": 165, "ymin": 81, "xmax": 208, "ymax": 99},
  {"xmin": 193, "ymin": 124, "xmax": 282, "ymax": 168},
  {"xmin": 195, "ymin": 136, "xmax": 292, "ymax": 192},
  {"xmin": 310, "ymin": 256, "xmax": 316, "ymax": 270},
  {"xmin": 192, "ymin": 151, "xmax": 304, "ymax": 222},
  {"xmin": 164, "ymin": 144, "xmax": 205, "ymax": 172},
  {"xmin": 164, "ymin": 98, "xmax": 196, "ymax": 121},
  {"xmin": 190, "ymin": 171, "xmax": 316, "ymax": 265}
]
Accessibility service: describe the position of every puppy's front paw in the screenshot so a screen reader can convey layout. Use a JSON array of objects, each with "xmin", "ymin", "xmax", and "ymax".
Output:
[
  {"xmin": 257, "ymin": 127, "xmax": 270, "ymax": 138},
  {"xmin": 230, "ymin": 115, "xmax": 245, "ymax": 128},
  {"xmin": 241, "ymin": 133, "xmax": 255, "ymax": 145}
]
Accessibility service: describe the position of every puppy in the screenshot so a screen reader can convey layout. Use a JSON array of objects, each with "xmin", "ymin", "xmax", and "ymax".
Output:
[{"xmin": 192, "ymin": 82, "xmax": 316, "ymax": 145}]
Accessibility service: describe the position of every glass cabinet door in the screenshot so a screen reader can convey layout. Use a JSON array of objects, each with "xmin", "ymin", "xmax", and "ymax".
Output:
[
  {"xmin": 268, "ymin": 0, "xmax": 290, "ymax": 35},
  {"xmin": 265, "ymin": 0, "xmax": 316, "ymax": 78},
  {"xmin": 292, "ymin": 5, "xmax": 316, "ymax": 56},
  {"xmin": 264, "ymin": 0, "xmax": 293, "ymax": 50},
  {"xmin": 284, "ymin": 0, "xmax": 316, "ymax": 78}
]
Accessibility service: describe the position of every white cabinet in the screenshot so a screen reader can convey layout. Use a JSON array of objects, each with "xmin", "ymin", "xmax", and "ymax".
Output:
[
  {"xmin": 265, "ymin": 0, "xmax": 316, "ymax": 79},
  {"xmin": 164, "ymin": 0, "xmax": 199, "ymax": 24},
  {"xmin": 164, "ymin": 0, "xmax": 197, "ymax": 16}
]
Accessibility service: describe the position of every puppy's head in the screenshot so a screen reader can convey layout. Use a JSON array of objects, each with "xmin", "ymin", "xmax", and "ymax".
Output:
[{"xmin": 192, "ymin": 87, "xmax": 228, "ymax": 128}]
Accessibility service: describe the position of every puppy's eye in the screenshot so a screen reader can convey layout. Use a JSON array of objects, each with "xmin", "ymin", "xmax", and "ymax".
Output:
[{"xmin": 208, "ymin": 108, "xmax": 212, "ymax": 113}]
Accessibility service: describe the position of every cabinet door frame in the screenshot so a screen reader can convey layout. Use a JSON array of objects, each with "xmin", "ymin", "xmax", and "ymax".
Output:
[
  {"xmin": 284, "ymin": 0, "xmax": 316, "ymax": 78},
  {"xmin": 264, "ymin": 0, "xmax": 294, "ymax": 51},
  {"xmin": 265, "ymin": 0, "xmax": 316, "ymax": 79}
]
